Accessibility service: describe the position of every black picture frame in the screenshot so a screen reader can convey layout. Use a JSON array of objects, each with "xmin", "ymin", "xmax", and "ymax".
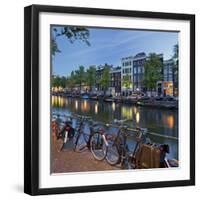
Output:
[{"xmin": 24, "ymin": 4, "xmax": 195, "ymax": 196}]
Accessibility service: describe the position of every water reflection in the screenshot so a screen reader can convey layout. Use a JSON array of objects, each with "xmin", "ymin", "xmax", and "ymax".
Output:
[
  {"xmin": 52, "ymin": 96, "xmax": 65, "ymax": 107},
  {"xmin": 112, "ymin": 102, "xmax": 116, "ymax": 111},
  {"xmin": 95, "ymin": 103, "xmax": 98, "ymax": 114},
  {"xmin": 121, "ymin": 107, "xmax": 133, "ymax": 120},
  {"xmin": 52, "ymin": 96, "xmax": 178, "ymax": 159},
  {"xmin": 75, "ymin": 100, "xmax": 78, "ymax": 110},
  {"xmin": 136, "ymin": 112, "xmax": 140, "ymax": 125},
  {"xmin": 65, "ymin": 98, "xmax": 68, "ymax": 106},
  {"xmin": 81, "ymin": 100, "xmax": 89, "ymax": 112},
  {"xmin": 133, "ymin": 107, "xmax": 137, "ymax": 115},
  {"xmin": 166, "ymin": 115, "xmax": 174, "ymax": 129},
  {"xmin": 52, "ymin": 96, "xmax": 177, "ymax": 134}
]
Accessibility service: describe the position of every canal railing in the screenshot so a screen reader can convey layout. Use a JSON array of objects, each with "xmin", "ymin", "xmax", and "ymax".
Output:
[
  {"xmin": 52, "ymin": 112, "xmax": 178, "ymax": 141},
  {"xmin": 112, "ymin": 125, "xmax": 178, "ymax": 141},
  {"xmin": 146, "ymin": 131, "xmax": 178, "ymax": 141}
]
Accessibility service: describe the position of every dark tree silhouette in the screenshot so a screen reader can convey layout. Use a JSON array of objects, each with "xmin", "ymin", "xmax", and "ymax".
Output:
[{"xmin": 51, "ymin": 26, "xmax": 90, "ymax": 56}]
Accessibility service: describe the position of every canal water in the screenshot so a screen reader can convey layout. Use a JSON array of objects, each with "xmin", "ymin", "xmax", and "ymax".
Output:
[{"xmin": 52, "ymin": 96, "xmax": 178, "ymax": 160}]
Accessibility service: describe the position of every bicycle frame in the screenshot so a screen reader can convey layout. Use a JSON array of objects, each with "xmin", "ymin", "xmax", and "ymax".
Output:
[
  {"xmin": 74, "ymin": 118, "xmax": 96, "ymax": 150},
  {"xmin": 109, "ymin": 126, "xmax": 146, "ymax": 169}
]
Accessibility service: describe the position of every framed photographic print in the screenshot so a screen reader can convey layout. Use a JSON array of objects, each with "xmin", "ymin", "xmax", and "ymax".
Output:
[{"xmin": 24, "ymin": 4, "xmax": 195, "ymax": 195}]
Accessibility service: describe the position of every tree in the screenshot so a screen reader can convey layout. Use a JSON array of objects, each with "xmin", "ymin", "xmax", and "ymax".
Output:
[
  {"xmin": 66, "ymin": 76, "xmax": 75, "ymax": 92},
  {"xmin": 86, "ymin": 66, "xmax": 96, "ymax": 91},
  {"xmin": 122, "ymin": 74, "xmax": 132, "ymax": 95},
  {"xmin": 51, "ymin": 38, "xmax": 61, "ymax": 56},
  {"xmin": 52, "ymin": 76, "xmax": 66, "ymax": 88},
  {"xmin": 60, "ymin": 76, "xmax": 67, "ymax": 88},
  {"xmin": 75, "ymin": 66, "xmax": 86, "ymax": 92},
  {"xmin": 100, "ymin": 66, "xmax": 110, "ymax": 95},
  {"xmin": 52, "ymin": 76, "xmax": 61, "ymax": 87},
  {"xmin": 51, "ymin": 26, "xmax": 90, "ymax": 56},
  {"xmin": 144, "ymin": 53, "xmax": 163, "ymax": 96},
  {"xmin": 172, "ymin": 44, "xmax": 179, "ymax": 96}
]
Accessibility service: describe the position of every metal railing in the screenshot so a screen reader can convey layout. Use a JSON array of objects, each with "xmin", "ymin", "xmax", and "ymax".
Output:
[{"xmin": 52, "ymin": 112, "xmax": 178, "ymax": 141}]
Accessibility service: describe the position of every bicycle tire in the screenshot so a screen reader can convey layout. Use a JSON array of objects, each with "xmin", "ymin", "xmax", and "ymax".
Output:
[
  {"xmin": 90, "ymin": 132, "xmax": 107, "ymax": 161},
  {"xmin": 106, "ymin": 143, "xmax": 120, "ymax": 165},
  {"xmin": 74, "ymin": 132, "xmax": 88, "ymax": 152}
]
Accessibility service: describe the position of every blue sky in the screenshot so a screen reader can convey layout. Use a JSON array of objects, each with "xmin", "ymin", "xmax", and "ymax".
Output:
[{"xmin": 52, "ymin": 26, "xmax": 178, "ymax": 76}]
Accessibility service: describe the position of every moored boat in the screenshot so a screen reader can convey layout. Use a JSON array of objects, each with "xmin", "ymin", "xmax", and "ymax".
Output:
[{"xmin": 81, "ymin": 93, "xmax": 89, "ymax": 99}]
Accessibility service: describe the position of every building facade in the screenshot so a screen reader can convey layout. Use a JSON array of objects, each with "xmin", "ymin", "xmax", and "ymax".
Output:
[
  {"xmin": 94, "ymin": 53, "xmax": 176, "ymax": 97},
  {"xmin": 121, "ymin": 52, "xmax": 164, "ymax": 95},
  {"xmin": 121, "ymin": 55, "xmax": 134, "ymax": 94},
  {"xmin": 95, "ymin": 64, "xmax": 112, "ymax": 93},
  {"xmin": 163, "ymin": 59, "xmax": 174, "ymax": 96},
  {"xmin": 132, "ymin": 52, "xmax": 146, "ymax": 92},
  {"xmin": 95, "ymin": 65, "xmax": 104, "ymax": 91},
  {"xmin": 109, "ymin": 66, "xmax": 121, "ymax": 96}
]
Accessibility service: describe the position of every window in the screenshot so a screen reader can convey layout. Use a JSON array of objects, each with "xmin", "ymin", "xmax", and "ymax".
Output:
[
  {"xmin": 134, "ymin": 67, "xmax": 137, "ymax": 74},
  {"xmin": 169, "ymin": 66, "xmax": 172, "ymax": 73},
  {"xmin": 138, "ymin": 67, "xmax": 141, "ymax": 73},
  {"xmin": 134, "ymin": 75, "xmax": 137, "ymax": 82},
  {"xmin": 141, "ymin": 67, "xmax": 144, "ymax": 73},
  {"xmin": 139, "ymin": 74, "xmax": 143, "ymax": 81},
  {"xmin": 168, "ymin": 75, "xmax": 173, "ymax": 81},
  {"xmin": 124, "ymin": 68, "xmax": 131, "ymax": 74}
]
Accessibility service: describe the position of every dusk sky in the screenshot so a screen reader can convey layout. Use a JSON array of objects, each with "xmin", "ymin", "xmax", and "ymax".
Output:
[{"xmin": 52, "ymin": 26, "xmax": 178, "ymax": 76}]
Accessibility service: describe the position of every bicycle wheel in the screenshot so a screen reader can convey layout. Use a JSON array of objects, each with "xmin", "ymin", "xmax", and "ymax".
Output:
[
  {"xmin": 74, "ymin": 132, "xmax": 88, "ymax": 152},
  {"xmin": 90, "ymin": 132, "xmax": 107, "ymax": 161},
  {"xmin": 106, "ymin": 142, "xmax": 120, "ymax": 165}
]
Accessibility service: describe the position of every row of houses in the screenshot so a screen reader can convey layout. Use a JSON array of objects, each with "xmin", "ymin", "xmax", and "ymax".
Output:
[{"xmin": 95, "ymin": 52, "xmax": 177, "ymax": 97}]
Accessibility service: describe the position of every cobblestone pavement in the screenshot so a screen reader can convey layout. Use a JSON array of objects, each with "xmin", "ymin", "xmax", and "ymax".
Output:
[{"xmin": 51, "ymin": 138, "xmax": 119, "ymax": 173}]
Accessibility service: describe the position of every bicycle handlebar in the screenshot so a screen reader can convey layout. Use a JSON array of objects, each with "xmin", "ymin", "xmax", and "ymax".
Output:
[{"xmin": 113, "ymin": 118, "xmax": 128, "ymax": 124}]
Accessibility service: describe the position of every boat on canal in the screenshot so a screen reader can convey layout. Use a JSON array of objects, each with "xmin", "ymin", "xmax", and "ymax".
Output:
[
  {"xmin": 81, "ymin": 93, "xmax": 89, "ymax": 99},
  {"xmin": 90, "ymin": 94, "xmax": 98, "ymax": 100},
  {"xmin": 137, "ymin": 99, "xmax": 177, "ymax": 109},
  {"xmin": 103, "ymin": 95, "xmax": 114, "ymax": 102}
]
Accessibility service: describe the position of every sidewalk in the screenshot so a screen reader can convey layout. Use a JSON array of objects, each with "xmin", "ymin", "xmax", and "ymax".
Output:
[{"xmin": 51, "ymin": 138, "xmax": 118, "ymax": 173}]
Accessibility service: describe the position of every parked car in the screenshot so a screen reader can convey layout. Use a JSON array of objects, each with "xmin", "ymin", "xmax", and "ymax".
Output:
[
  {"xmin": 155, "ymin": 96, "xmax": 163, "ymax": 101},
  {"xmin": 140, "ymin": 95, "xmax": 150, "ymax": 101},
  {"xmin": 163, "ymin": 95, "xmax": 176, "ymax": 101}
]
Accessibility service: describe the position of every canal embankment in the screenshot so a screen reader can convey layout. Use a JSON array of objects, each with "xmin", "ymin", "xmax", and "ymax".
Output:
[{"xmin": 53, "ymin": 92, "xmax": 178, "ymax": 109}]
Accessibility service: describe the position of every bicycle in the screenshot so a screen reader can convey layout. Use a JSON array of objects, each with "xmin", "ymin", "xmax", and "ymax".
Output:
[
  {"xmin": 73, "ymin": 114, "xmax": 109, "ymax": 161},
  {"xmin": 105, "ymin": 120, "xmax": 148, "ymax": 169},
  {"xmin": 105, "ymin": 121, "xmax": 173, "ymax": 169},
  {"xmin": 51, "ymin": 113, "xmax": 74, "ymax": 151}
]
